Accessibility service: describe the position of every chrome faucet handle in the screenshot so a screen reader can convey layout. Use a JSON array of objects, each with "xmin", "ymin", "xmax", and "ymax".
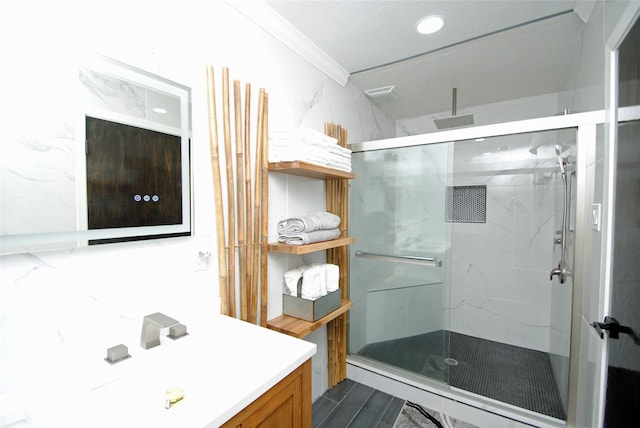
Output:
[{"xmin": 140, "ymin": 312, "xmax": 180, "ymax": 350}]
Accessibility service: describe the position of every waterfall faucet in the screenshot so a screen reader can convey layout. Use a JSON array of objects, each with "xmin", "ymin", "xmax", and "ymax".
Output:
[{"xmin": 140, "ymin": 312, "xmax": 180, "ymax": 350}]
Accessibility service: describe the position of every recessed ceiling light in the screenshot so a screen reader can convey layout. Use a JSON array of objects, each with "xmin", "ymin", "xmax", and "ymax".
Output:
[
  {"xmin": 416, "ymin": 15, "xmax": 444, "ymax": 35},
  {"xmin": 152, "ymin": 107, "xmax": 167, "ymax": 114}
]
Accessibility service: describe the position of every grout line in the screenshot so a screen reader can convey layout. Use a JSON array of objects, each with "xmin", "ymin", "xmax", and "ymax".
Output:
[
  {"xmin": 317, "ymin": 381, "xmax": 359, "ymax": 428},
  {"xmin": 335, "ymin": 380, "xmax": 357, "ymax": 406},
  {"xmin": 322, "ymin": 396, "xmax": 340, "ymax": 405}
]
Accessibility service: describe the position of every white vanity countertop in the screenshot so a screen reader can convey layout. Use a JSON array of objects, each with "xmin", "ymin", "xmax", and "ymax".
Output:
[{"xmin": 14, "ymin": 314, "xmax": 316, "ymax": 428}]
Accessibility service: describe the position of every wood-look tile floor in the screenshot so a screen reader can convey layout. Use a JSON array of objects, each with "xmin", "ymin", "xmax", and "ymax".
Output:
[{"xmin": 312, "ymin": 379, "xmax": 404, "ymax": 428}]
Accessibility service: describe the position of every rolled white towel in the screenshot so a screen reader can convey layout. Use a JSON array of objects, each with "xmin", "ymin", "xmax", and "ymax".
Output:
[
  {"xmin": 278, "ymin": 212, "xmax": 341, "ymax": 234},
  {"xmin": 301, "ymin": 265, "xmax": 323, "ymax": 300},
  {"xmin": 284, "ymin": 266, "xmax": 306, "ymax": 296},
  {"xmin": 325, "ymin": 264, "xmax": 339, "ymax": 292},
  {"xmin": 312, "ymin": 264, "xmax": 328, "ymax": 297},
  {"xmin": 284, "ymin": 263, "xmax": 340, "ymax": 299}
]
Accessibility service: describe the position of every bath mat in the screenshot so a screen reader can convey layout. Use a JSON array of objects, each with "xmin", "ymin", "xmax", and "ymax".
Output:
[{"xmin": 393, "ymin": 401, "xmax": 479, "ymax": 428}]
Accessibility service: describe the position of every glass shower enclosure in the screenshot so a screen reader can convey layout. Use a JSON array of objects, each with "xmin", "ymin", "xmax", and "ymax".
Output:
[{"xmin": 348, "ymin": 124, "xmax": 578, "ymax": 422}]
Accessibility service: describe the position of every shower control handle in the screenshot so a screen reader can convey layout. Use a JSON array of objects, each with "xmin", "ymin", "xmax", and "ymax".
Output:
[{"xmin": 549, "ymin": 263, "xmax": 566, "ymax": 283}]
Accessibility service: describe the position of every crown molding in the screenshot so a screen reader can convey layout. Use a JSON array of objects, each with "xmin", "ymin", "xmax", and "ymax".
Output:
[{"xmin": 226, "ymin": 0, "xmax": 350, "ymax": 87}]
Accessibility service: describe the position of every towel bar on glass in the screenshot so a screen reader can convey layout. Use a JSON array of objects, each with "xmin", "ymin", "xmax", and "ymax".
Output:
[{"xmin": 355, "ymin": 251, "xmax": 442, "ymax": 267}]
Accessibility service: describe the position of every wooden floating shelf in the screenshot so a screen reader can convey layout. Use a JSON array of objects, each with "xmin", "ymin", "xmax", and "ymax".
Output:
[
  {"xmin": 267, "ymin": 300, "xmax": 353, "ymax": 339},
  {"xmin": 268, "ymin": 161, "xmax": 355, "ymax": 180},
  {"xmin": 268, "ymin": 237, "xmax": 354, "ymax": 255}
]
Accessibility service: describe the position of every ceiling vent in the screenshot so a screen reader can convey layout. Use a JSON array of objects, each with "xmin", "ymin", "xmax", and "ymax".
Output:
[{"xmin": 364, "ymin": 85, "xmax": 400, "ymax": 102}]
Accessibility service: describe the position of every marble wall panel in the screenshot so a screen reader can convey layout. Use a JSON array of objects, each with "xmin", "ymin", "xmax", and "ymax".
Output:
[{"xmin": 447, "ymin": 133, "xmax": 567, "ymax": 351}]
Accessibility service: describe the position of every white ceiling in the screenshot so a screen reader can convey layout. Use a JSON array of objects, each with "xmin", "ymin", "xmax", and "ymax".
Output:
[{"xmin": 265, "ymin": 0, "xmax": 586, "ymax": 120}]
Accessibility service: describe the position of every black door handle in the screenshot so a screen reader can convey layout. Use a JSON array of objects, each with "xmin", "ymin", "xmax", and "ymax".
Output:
[{"xmin": 591, "ymin": 316, "xmax": 634, "ymax": 340}]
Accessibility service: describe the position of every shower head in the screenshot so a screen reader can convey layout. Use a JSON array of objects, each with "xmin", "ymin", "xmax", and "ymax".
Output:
[
  {"xmin": 555, "ymin": 145, "xmax": 566, "ymax": 175},
  {"xmin": 529, "ymin": 129, "xmax": 571, "ymax": 157},
  {"xmin": 528, "ymin": 132, "xmax": 547, "ymax": 155},
  {"xmin": 433, "ymin": 88, "xmax": 474, "ymax": 130}
]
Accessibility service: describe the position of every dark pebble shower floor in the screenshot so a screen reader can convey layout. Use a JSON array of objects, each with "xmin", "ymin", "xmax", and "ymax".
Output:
[{"xmin": 358, "ymin": 330, "xmax": 567, "ymax": 420}]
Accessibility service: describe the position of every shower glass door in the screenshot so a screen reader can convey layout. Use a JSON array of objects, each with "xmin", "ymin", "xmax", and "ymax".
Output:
[
  {"xmin": 348, "ymin": 127, "xmax": 576, "ymax": 421},
  {"xmin": 349, "ymin": 142, "xmax": 452, "ymax": 383}
]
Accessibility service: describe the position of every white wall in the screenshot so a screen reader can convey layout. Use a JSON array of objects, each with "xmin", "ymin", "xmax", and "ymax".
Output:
[{"xmin": 0, "ymin": 0, "xmax": 397, "ymax": 419}]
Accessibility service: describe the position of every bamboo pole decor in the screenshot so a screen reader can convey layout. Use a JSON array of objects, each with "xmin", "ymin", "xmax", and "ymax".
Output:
[
  {"xmin": 324, "ymin": 121, "xmax": 350, "ymax": 387},
  {"xmin": 233, "ymin": 80, "xmax": 247, "ymax": 322},
  {"xmin": 222, "ymin": 68, "xmax": 237, "ymax": 319},
  {"xmin": 206, "ymin": 66, "xmax": 229, "ymax": 316},
  {"xmin": 205, "ymin": 66, "xmax": 268, "ymax": 323},
  {"xmin": 260, "ymin": 92, "xmax": 269, "ymax": 327},
  {"xmin": 251, "ymin": 89, "xmax": 265, "ymax": 324},
  {"xmin": 244, "ymin": 83, "xmax": 253, "ymax": 323}
]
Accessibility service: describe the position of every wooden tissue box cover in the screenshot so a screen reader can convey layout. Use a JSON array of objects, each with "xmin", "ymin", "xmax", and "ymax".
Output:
[{"xmin": 283, "ymin": 290, "xmax": 341, "ymax": 322}]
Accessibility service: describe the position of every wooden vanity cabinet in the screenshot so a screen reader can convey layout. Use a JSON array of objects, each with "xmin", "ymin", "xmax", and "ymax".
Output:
[{"xmin": 220, "ymin": 359, "xmax": 311, "ymax": 428}]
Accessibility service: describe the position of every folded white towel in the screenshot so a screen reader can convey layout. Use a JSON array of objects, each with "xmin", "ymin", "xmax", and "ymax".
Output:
[
  {"xmin": 270, "ymin": 128, "xmax": 338, "ymax": 149},
  {"xmin": 278, "ymin": 212, "xmax": 341, "ymax": 234},
  {"xmin": 325, "ymin": 145, "xmax": 351, "ymax": 158},
  {"xmin": 269, "ymin": 144, "xmax": 350, "ymax": 159},
  {"xmin": 277, "ymin": 228, "xmax": 341, "ymax": 245},
  {"xmin": 324, "ymin": 158, "xmax": 352, "ymax": 172},
  {"xmin": 269, "ymin": 145, "xmax": 350, "ymax": 165},
  {"xmin": 268, "ymin": 128, "xmax": 351, "ymax": 171}
]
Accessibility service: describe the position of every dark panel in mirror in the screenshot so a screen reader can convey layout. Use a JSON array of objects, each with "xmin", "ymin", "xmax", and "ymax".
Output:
[{"xmin": 86, "ymin": 117, "xmax": 183, "ymax": 230}]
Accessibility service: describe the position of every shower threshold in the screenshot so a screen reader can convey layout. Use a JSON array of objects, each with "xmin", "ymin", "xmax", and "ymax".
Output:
[
  {"xmin": 350, "ymin": 330, "xmax": 567, "ymax": 426},
  {"xmin": 347, "ymin": 357, "xmax": 566, "ymax": 428}
]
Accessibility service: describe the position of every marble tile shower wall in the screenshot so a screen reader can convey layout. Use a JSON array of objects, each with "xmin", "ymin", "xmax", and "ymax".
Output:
[
  {"xmin": 0, "ymin": 0, "xmax": 397, "ymax": 416},
  {"xmin": 447, "ymin": 142, "xmax": 563, "ymax": 353}
]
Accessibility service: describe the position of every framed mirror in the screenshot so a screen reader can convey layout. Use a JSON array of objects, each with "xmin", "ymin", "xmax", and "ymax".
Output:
[{"xmin": 0, "ymin": 55, "xmax": 192, "ymax": 254}]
